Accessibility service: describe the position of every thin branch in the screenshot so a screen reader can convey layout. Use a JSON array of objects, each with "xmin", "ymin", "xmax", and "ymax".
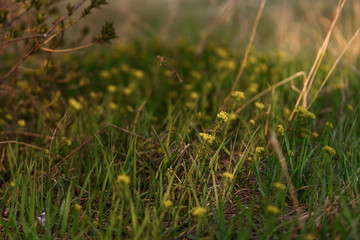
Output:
[
  {"xmin": 0, "ymin": 0, "xmax": 88, "ymax": 82},
  {"xmin": 40, "ymin": 41, "xmax": 97, "ymax": 53},
  {"xmin": 0, "ymin": 34, "xmax": 46, "ymax": 47}
]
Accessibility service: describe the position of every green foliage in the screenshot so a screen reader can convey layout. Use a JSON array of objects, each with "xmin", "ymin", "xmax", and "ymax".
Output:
[{"xmin": 1, "ymin": 1, "xmax": 360, "ymax": 239}]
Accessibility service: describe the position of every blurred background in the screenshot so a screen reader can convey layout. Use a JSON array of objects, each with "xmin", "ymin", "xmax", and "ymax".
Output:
[{"xmin": 70, "ymin": 0, "xmax": 360, "ymax": 63}]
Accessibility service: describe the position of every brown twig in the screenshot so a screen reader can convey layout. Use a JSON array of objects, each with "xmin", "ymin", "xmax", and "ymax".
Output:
[
  {"xmin": 220, "ymin": 0, "xmax": 267, "ymax": 111},
  {"xmin": 0, "ymin": 34, "xmax": 46, "ymax": 48},
  {"xmin": 1, "ymin": 0, "xmax": 88, "ymax": 82},
  {"xmin": 157, "ymin": 55, "xmax": 183, "ymax": 83},
  {"xmin": 40, "ymin": 42, "xmax": 97, "ymax": 53},
  {"xmin": 0, "ymin": 147, "xmax": 6, "ymax": 172}
]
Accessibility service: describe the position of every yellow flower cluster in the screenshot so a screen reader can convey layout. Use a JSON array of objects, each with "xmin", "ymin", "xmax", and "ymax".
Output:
[
  {"xmin": 130, "ymin": 69, "xmax": 145, "ymax": 79},
  {"xmin": 199, "ymin": 133, "xmax": 215, "ymax": 144},
  {"xmin": 74, "ymin": 204, "xmax": 82, "ymax": 211},
  {"xmin": 254, "ymin": 102, "xmax": 265, "ymax": 110},
  {"xmin": 277, "ymin": 125, "xmax": 284, "ymax": 136},
  {"xmin": 325, "ymin": 121, "xmax": 333, "ymax": 129},
  {"xmin": 116, "ymin": 174, "xmax": 131, "ymax": 185},
  {"xmin": 294, "ymin": 106, "xmax": 316, "ymax": 120},
  {"xmin": 255, "ymin": 147, "xmax": 265, "ymax": 153},
  {"xmin": 107, "ymin": 85, "xmax": 117, "ymax": 93},
  {"xmin": 69, "ymin": 98, "xmax": 83, "ymax": 110},
  {"xmin": 18, "ymin": 119, "xmax": 26, "ymax": 127},
  {"xmin": 216, "ymin": 60, "xmax": 236, "ymax": 70},
  {"xmin": 192, "ymin": 207, "xmax": 207, "ymax": 217},
  {"xmin": 312, "ymin": 132, "xmax": 319, "ymax": 138},
  {"xmin": 273, "ymin": 182, "xmax": 286, "ymax": 191},
  {"xmin": 217, "ymin": 111, "xmax": 229, "ymax": 123},
  {"xmin": 223, "ymin": 172, "xmax": 234, "ymax": 181},
  {"xmin": 231, "ymin": 91, "xmax": 245, "ymax": 102},
  {"xmin": 215, "ymin": 47, "xmax": 228, "ymax": 58},
  {"xmin": 164, "ymin": 200, "xmax": 173, "ymax": 209},
  {"xmin": 322, "ymin": 146, "xmax": 336, "ymax": 155},
  {"xmin": 266, "ymin": 205, "xmax": 280, "ymax": 215}
]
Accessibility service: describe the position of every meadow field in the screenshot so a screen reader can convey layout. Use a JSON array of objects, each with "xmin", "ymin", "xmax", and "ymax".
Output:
[{"xmin": 0, "ymin": 0, "xmax": 359, "ymax": 239}]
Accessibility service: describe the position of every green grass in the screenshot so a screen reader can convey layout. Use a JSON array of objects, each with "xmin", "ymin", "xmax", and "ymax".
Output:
[{"xmin": 1, "ymin": 36, "xmax": 360, "ymax": 239}]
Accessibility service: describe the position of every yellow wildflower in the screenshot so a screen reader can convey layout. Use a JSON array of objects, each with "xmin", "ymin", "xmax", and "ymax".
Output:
[
  {"xmin": 100, "ymin": 70, "xmax": 111, "ymax": 79},
  {"xmin": 303, "ymin": 233, "xmax": 316, "ymax": 240},
  {"xmin": 18, "ymin": 119, "xmax": 26, "ymax": 127},
  {"xmin": 66, "ymin": 139, "xmax": 72, "ymax": 146},
  {"xmin": 130, "ymin": 69, "xmax": 145, "ymax": 79},
  {"xmin": 10, "ymin": 181, "xmax": 16, "ymax": 188},
  {"xmin": 223, "ymin": 172, "xmax": 234, "ymax": 181},
  {"xmin": 5, "ymin": 114, "xmax": 13, "ymax": 121},
  {"xmin": 199, "ymin": 133, "xmax": 215, "ymax": 144},
  {"xmin": 231, "ymin": 91, "xmax": 245, "ymax": 102},
  {"xmin": 163, "ymin": 69, "xmax": 173, "ymax": 77},
  {"xmin": 192, "ymin": 207, "xmax": 207, "ymax": 217},
  {"xmin": 74, "ymin": 204, "xmax": 82, "ymax": 211},
  {"xmin": 109, "ymin": 102, "xmax": 118, "ymax": 110},
  {"xmin": 266, "ymin": 205, "xmax": 280, "ymax": 215},
  {"xmin": 347, "ymin": 104, "xmax": 353, "ymax": 112},
  {"xmin": 68, "ymin": 98, "xmax": 82, "ymax": 110},
  {"xmin": 230, "ymin": 113, "xmax": 237, "ymax": 120},
  {"xmin": 164, "ymin": 200, "xmax": 173, "ymax": 209},
  {"xmin": 322, "ymin": 146, "xmax": 336, "ymax": 155},
  {"xmin": 254, "ymin": 102, "xmax": 265, "ymax": 110},
  {"xmin": 277, "ymin": 125, "xmax": 285, "ymax": 136},
  {"xmin": 249, "ymin": 119, "xmax": 255, "ymax": 125},
  {"xmin": 312, "ymin": 132, "xmax": 319, "ymax": 138},
  {"xmin": 273, "ymin": 182, "xmax": 286, "ymax": 191},
  {"xmin": 325, "ymin": 122, "xmax": 333, "ymax": 129},
  {"xmin": 190, "ymin": 92, "xmax": 199, "ymax": 100},
  {"xmin": 217, "ymin": 111, "xmax": 229, "ymax": 123},
  {"xmin": 205, "ymin": 82, "xmax": 213, "ymax": 89},
  {"xmin": 215, "ymin": 47, "xmax": 228, "ymax": 58},
  {"xmin": 123, "ymin": 87, "xmax": 133, "ymax": 95},
  {"xmin": 89, "ymin": 91, "xmax": 97, "ymax": 99},
  {"xmin": 116, "ymin": 174, "xmax": 131, "ymax": 185},
  {"xmin": 255, "ymin": 147, "xmax": 265, "ymax": 154},
  {"xmin": 107, "ymin": 85, "xmax": 117, "ymax": 93},
  {"xmin": 294, "ymin": 106, "xmax": 316, "ymax": 120}
]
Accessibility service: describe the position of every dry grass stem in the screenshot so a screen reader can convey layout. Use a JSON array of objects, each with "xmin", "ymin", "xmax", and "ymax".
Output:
[
  {"xmin": 308, "ymin": 28, "xmax": 360, "ymax": 108},
  {"xmin": 289, "ymin": 0, "xmax": 347, "ymax": 121},
  {"xmin": 235, "ymin": 71, "xmax": 306, "ymax": 114},
  {"xmin": 221, "ymin": 0, "xmax": 267, "ymax": 110}
]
